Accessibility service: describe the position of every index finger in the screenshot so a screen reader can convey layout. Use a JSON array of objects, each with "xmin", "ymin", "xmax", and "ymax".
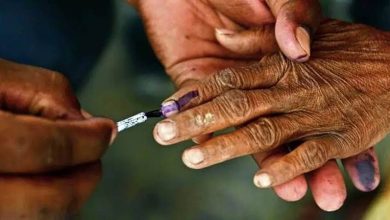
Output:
[{"xmin": 162, "ymin": 56, "xmax": 285, "ymax": 113}]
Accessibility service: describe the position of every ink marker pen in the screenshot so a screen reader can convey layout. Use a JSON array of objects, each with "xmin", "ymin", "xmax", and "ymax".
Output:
[
  {"xmin": 116, "ymin": 109, "xmax": 162, "ymax": 132},
  {"xmin": 117, "ymin": 91, "xmax": 198, "ymax": 132}
]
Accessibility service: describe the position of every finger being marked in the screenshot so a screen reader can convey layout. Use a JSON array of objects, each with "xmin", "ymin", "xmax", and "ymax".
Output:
[
  {"xmin": 343, "ymin": 147, "xmax": 380, "ymax": 192},
  {"xmin": 155, "ymin": 88, "xmax": 298, "ymax": 146},
  {"xmin": 162, "ymin": 57, "xmax": 286, "ymax": 111}
]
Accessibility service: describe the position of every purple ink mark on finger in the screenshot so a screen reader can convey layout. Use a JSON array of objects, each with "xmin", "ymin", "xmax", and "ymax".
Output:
[
  {"xmin": 356, "ymin": 154, "xmax": 376, "ymax": 191},
  {"xmin": 160, "ymin": 91, "xmax": 199, "ymax": 118},
  {"xmin": 177, "ymin": 91, "xmax": 199, "ymax": 109},
  {"xmin": 161, "ymin": 100, "xmax": 179, "ymax": 118}
]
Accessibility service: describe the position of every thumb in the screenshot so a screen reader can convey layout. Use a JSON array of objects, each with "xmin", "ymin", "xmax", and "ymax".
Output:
[
  {"xmin": 215, "ymin": 25, "xmax": 278, "ymax": 56},
  {"xmin": 266, "ymin": 0, "xmax": 322, "ymax": 62}
]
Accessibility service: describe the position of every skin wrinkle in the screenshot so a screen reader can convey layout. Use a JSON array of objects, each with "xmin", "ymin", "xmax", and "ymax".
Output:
[
  {"xmin": 159, "ymin": 20, "xmax": 389, "ymax": 190},
  {"xmin": 140, "ymin": 0, "xmax": 384, "ymax": 208}
]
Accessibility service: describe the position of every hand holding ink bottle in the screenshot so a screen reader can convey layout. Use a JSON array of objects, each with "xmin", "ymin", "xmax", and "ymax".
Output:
[{"xmin": 117, "ymin": 91, "xmax": 198, "ymax": 132}]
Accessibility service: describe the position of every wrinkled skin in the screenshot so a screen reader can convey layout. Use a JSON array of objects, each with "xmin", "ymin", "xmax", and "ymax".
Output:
[
  {"xmin": 153, "ymin": 20, "xmax": 390, "ymax": 209},
  {"xmin": 133, "ymin": 0, "xmax": 381, "ymax": 211},
  {"xmin": 155, "ymin": 21, "xmax": 390, "ymax": 210},
  {"xmin": 136, "ymin": 0, "xmax": 321, "ymax": 86},
  {"xmin": 0, "ymin": 163, "xmax": 101, "ymax": 218},
  {"xmin": 0, "ymin": 59, "xmax": 116, "ymax": 173}
]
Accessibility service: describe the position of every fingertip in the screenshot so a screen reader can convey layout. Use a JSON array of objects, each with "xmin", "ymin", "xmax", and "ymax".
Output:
[
  {"xmin": 318, "ymin": 200, "xmax": 345, "ymax": 212},
  {"xmin": 275, "ymin": 19, "xmax": 310, "ymax": 62},
  {"xmin": 81, "ymin": 109, "xmax": 93, "ymax": 119},
  {"xmin": 86, "ymin": 117, "xmax": 117, "ymax": 146},
  {"xmin": 343, "ymin": 148, "xmax": 380, "ymax": 192},
  {"xmin": 215, "ymin": 28, "xmax": 236, "ymax": 36},
  {"xmin": 153, "ymin": 121, "xmax": 174, "ymax": 146},
  {"xmin": 216, "ymin": 26, "xmax": 277, "ymax": 55},
  {"xmin": 161, "ymin": 100, "xmax": 179, "ymax": 118},
  {"xmin": 215, "ymin": 28, "xmax": 244, "ymax": 53},
  {"xmin": 109, "ymin": 122, "xmax": 117, "ymax": 146},
  {"xmin": 295, "ymin": 26, "xmax": 311, "ymax": 62},
  {"xmin": 308, "ymin": 161, "xmax": 346, "ymax": 212},
  {"xmin": 254, "ymin": 172, "xmax": 273, "ymax": 188},
  {"xmin": 182, "ymin": 148, "xmax": 204, "ymax": 169},
  {"xmin": 273, "ymin": 175, "xmax": 308, "ymax": 202}
]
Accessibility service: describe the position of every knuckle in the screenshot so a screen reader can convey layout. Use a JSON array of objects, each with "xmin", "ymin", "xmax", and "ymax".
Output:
[
  {"xmin": 297, "ymin": 143, "xmax": 329, "ymax": 170},
  {"xmin": 213, "ymin": 137, "xmax": 236, "ymax": 160},
  {"xmin": 260, "ymin": 53, "xmax": 289, "ymax": 82},
  {"xmin": 214, "ymin": 68, "xmax": 244, "ymax": 89},
  {"xmin": 335, "ymin": 132, "xmax": 363, "ymax": 157},
  {"xmin": 214, "ymin": 90, "xmax": 251, "ymax": 119},
  {"xmin": 244, "ymin": 118, "xmax": 278, "ymax": 151}
]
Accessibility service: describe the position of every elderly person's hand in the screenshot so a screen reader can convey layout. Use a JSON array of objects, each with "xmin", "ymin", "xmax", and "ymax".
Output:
[
  {"xmin": 0, "ymin": 59, "xmax": 116, "ymax": 173},
  {"xmin": 131, "ymin": 0, "xmax": 381, "ymax": 211},
  {"xmin": 154, "ymin": 20, "xmax": 388, "ymax": 210},
  {"xmin": 132, "ymin": 0, "xmax": 382, "ymax": 211}
]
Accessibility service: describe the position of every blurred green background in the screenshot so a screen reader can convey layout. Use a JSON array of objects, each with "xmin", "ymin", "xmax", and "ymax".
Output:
[{"xmin": 72, "ymin": 0, "xmax": 390, "ymax": 219}]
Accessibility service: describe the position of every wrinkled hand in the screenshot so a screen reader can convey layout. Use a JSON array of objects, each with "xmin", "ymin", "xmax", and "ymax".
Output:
[
  {"xmin": 154, "ymin": 20, "xmax": 388, "ymax": 210},
  {"xmin": 0, "ymin": 59, "xmax": 116, "ymax": 173},
  {"xmin": 133, "ymin": 0, "xmax": 382, "ymax": 211}
]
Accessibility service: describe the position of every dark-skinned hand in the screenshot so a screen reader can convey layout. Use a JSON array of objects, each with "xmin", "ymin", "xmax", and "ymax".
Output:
[
  {"xmin": 153, "ymin": 20, "xmax": 388, "ymax": 211},
  {"xmin": 0, "ymin": 162, "xmax": 101, "ymax": 219},
  {"xmin": 0, "ymin": 59, "xmax": 116, "ymax": 173},
  {"xmin": 130, "ymin": 0, "xmax": 381, "ymax": 211}
]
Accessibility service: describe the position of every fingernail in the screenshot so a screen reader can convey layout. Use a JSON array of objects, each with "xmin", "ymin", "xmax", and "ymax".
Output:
[
  {"xmin": 161, "ymin": 100, "xmax": 179, "ymax": 117},
  {"xmin": 215, "ymin": 28, "xmax": 236, "ymax": 36},
  {"xmin": 110, "ymin": 129, "xmax": 117, "ymax": 145},
  {"xmin": 184, "ymin": 148, "xmax": 204, "ymax": 165},
  {"xmin": 110, "ymin": 122, "xmax": 118, "ymax": 145},
  {"xmin": 81, "ymin": 109, "xmax": 93, "ymax": 119},
  {"xmin": 161, "ymin": 91, "xmax": 199, "ymax": 117},
  {"xmin": 254, "ymin": 173, "xmax": 272, "ymax": 188},
  {"xmin": 156, "ymin": 120, "xmax": 177, "ymax": 142},
  {"xmin": 295, "ymin": 26, "xmax": 311, "ymax": 61},
  {"xmin": 356, "ymin": 154, "xmax": 376, "ymax": 191}
]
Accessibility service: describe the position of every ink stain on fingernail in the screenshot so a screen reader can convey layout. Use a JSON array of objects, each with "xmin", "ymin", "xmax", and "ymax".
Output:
[
  {"xmin": 177, "ymin": 91, "xmax": 199, "ymax": 109},
  {"xmin": 161, "ymin": 100, "xmax": 179, "ymax": 117},
  {"xmin": 161, "ymin": 91, "xmax": 199, "ymax": 118},
  {"xmin": 356, "ymin": 154, "xmax": 376, "ymax": 191}
]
